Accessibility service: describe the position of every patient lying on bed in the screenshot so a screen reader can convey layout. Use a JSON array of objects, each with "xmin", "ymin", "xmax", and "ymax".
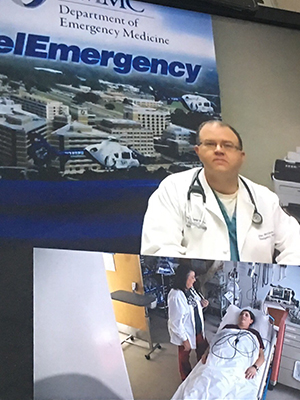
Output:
[
  {"xmin": 203, "ymin": 309, "xmax": 265, "ymax": 379},
  {"xmin": 171, "ymin": 309, "xmax": 265, "ymax": 400}
]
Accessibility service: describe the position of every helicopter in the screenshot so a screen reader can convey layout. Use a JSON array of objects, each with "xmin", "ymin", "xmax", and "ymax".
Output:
[
  {"xmin": 149, "ymin": 86, "xmax": 219, "ymax": 114},
  {"xmin": 84, "ymin": 138, "xmax": 140, "ymax": 170}
]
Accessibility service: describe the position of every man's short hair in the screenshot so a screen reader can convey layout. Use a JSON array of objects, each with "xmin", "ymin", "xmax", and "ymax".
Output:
[
  {"xmin": 240, "ymin": 309, "xmax": 255, "ymax": 325},
  {"xmin": 196, "ymin": 120, "xmax": 243, "ymax": 150}
]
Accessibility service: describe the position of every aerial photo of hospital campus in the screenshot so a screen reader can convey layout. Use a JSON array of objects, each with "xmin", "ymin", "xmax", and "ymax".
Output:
[{"xmin": 0, "ymin": 55, "xmax": 220, "ymax": 181}]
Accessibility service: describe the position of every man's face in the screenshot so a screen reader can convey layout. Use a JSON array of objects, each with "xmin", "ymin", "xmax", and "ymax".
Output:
[
  {"xmin": 194, "ymin": 123, "xmax": 245, "ymax": 177},
  {"xmin": 238, "ymin": 310, "xmax": 254, "ymax": 329}
]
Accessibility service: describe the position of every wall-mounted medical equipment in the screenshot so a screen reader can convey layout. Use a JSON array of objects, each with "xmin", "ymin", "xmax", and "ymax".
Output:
[
  {"xmin": 140, "ymin": 256, "xmax": 176, "ymax": 317},
  {"xmin": 266, "ymin": 285, "xmax": 294, "ymax": 305},
  {"xmin": 289, "ymin": 307, "xmax": 300, "ymax": 325},
  {"xmin": 206, "ymin": 270, "xmax": 227, "ymax": 317}
]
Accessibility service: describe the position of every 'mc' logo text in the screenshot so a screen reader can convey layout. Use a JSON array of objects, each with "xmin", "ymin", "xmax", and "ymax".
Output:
[
  {"xmin": 12, "ymin": 0, "xmax": 144, "ymax": 12},
  {"xmin": 93, "ymin": 0, "xmax": 144, "ymax": 12}
]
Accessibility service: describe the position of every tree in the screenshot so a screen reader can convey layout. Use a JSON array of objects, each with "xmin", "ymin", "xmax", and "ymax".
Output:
[{"xmin": 105, "ymin": 103, "xmax": 115, "ymax": 110}]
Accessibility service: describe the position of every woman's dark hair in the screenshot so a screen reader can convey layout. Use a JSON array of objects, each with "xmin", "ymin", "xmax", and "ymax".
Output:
[
  {"xmin": 172, "ymin": 265, "xmax": 195, "ymax": 292},
  {"xmin": 240, "ymin": 309, "xmax": 255, "ymax": 325}
]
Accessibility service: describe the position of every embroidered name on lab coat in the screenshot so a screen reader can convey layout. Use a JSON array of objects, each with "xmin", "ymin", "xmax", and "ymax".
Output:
[{"xmin": 258, "ymin": 231, "xmax": 274, "ymax": 240}]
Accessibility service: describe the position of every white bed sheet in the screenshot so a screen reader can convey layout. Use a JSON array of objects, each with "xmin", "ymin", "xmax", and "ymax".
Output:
[
  {"xmin": 171, "ymin": 328, "xmax": 263, "ymax": 400},
  {"xmin": 171, "ymin": 305, "xmax": 276, "ymax": 400}
]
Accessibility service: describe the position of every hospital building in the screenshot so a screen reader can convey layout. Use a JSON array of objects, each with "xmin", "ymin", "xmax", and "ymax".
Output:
[
  {"xmin": 123, "ymin": 103, "xmax": 171, "ymax": 141},
  {"xmin": 158, "ymin": 124, "xmax": 196, "ymax": 158},
  {"xmin": 95, "ymin": 118, "xmax": 155, "ymax": 157},
  {"xmin": 48, "ymin": 121, "xmax": 111, "ymax": 175},
  {"xmin": 10, "ymin": 92, "xmax": 69, "ymax": 120},
  {"xmin": 0, "ymin": 98, "xmax": 47, "ymax": 168}
]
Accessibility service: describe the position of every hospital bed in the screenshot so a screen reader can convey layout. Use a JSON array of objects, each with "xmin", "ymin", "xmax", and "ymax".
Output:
[{"xmin": 171, "ymin": 305, "xmax": 278, "ymax": 400}]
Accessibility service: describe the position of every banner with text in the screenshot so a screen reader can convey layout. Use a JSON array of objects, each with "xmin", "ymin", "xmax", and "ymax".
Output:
[{"xmin": 0, "ymin": 0, "xmax": 220, "ymax": 252}]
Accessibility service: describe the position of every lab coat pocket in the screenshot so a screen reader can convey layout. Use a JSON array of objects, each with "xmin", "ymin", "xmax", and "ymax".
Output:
[{"xmin": 185, "ymin": 195, "xmax": 207, "ymax": 230}]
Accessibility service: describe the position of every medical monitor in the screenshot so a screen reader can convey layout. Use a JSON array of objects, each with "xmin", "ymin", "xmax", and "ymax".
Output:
[{"xmin": 268, "ymin": 286, "xmax": 294, "ymax": 304}]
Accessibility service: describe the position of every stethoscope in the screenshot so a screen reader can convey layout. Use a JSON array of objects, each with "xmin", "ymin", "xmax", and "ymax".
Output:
[{"xmin": 186, "ymin": 168, "xmax": 263, "ymax": 227}]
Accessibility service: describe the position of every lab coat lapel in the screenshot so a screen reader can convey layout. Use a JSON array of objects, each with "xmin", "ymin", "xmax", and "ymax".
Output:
[
  {"xmin": 199, "ymin": 171, "xmax": 226, "ymax": 224},
  {"xmin": 236, "ymin": 177, "xmax": 255, "ymax": 254}
]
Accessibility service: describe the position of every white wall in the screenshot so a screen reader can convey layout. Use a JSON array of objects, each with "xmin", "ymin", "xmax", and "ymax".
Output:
[
  {"xmin": 34, "ymin": 248, "xmax": 133, "ymax": 400},
  {"xmin": 213, "ymin": 16, "xmax": 300, "ymax": 189}
]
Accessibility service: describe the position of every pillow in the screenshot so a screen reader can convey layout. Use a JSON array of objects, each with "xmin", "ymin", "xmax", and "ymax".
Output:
[
  {"xmin": 218, "ymin": 304, "xmax": 271, "ymax": 342},
  {"xmin": 218, "ymin": 304, "xmax": 240, "ymax": 330}
]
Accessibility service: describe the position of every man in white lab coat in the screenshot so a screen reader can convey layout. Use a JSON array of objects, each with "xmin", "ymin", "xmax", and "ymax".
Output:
[{"xmin": 141, "ymin": 120, "xmax": 300, "ymax": 264}]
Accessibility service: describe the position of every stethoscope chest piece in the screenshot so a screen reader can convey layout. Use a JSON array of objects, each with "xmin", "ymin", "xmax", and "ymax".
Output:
[
  {"xmin": 252, "ymin": 211, "xmax": 263, "ymax": 225},
  {"xmin": 187, "ymin": 169, "xmax": 264, "ymax": 227}
]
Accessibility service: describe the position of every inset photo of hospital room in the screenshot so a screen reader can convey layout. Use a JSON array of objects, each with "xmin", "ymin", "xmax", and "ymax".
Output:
[{"xmin": 33, "ymin": 248, "xmax": 300, "ymax": 400}]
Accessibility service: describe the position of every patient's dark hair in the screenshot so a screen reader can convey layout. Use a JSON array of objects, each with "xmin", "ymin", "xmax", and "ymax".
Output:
[
  {"xmin": 173, "ymin": 265, "xmax": 195, "ymax": 292},
  {"xmin": 240, "ymin": 309, "xmax": 255, "ymax": 325}
]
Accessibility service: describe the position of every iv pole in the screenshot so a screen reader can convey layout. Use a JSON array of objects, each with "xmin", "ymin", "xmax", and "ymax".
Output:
[
  {"xmin": 228, "ymin": 263, "xmax": 239, "ymax": 306},
  {"xmin": 248, "ymin": 263, "xmax": 259, "ymax": 309}
]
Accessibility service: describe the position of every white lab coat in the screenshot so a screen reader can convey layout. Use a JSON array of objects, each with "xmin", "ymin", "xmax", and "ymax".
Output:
[
  {"xmin": 168, "ymin": 287, "xmax": 205, "ymax": 349},
  {"xmin": 141, "ymin": 168, "xmax": 300, "ymax": 265}
]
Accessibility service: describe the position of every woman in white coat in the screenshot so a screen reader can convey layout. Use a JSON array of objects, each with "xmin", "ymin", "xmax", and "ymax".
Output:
[{"xmin": 168, "ymin": 264, "xmax": 209, "ymax": 381}]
